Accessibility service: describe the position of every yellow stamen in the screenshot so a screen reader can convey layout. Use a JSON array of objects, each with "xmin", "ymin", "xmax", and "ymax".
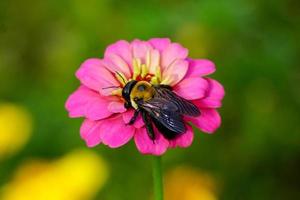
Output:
[
  {"xmin": 155, "ymin": 66, "xmax": 162, "ymax": 82},
  {"xmin": 141, "ymin": 64, "xmax": 148, "ymax": 78},
  {"xmin": 132, "ymin": 58, "xmax": 141, "ymax": 80},
  {"xmin": 111, "ymin": 88, "xmax": 122, "ymax": 96},
  {"xmin": 146, "ymin": 50, "xmax": 151, "ymax": 68},
  {"xmin": 115, "ymin": 71, "xmax": 128, "ymax": 86},
  {"xmin": 150, "ymin": 76, "xmax": 159, "ymax": 85},
  {"xmin": 160, "ymin": 75, "xmax": 172, "ymax": 85}
]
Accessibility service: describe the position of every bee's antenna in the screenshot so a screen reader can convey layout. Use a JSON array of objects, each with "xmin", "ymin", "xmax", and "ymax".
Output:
[
  {"xmin": 102, "ymin": 86, "xmax": 120, "ymax": 90},
  {"xmin": 115, "ymin": 71, "xmax": 126, "ymax": 85}
]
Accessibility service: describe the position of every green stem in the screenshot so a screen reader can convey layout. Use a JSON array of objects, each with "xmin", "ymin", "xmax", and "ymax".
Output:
[{"xmin": 152, "ymin": 156, "xmax": 164, "ymax": 200}]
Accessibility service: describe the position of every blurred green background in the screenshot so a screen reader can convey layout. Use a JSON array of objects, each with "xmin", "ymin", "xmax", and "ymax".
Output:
[{"xmin": 0, "ymin": 0, "xmax": 300, "ymax": 199}]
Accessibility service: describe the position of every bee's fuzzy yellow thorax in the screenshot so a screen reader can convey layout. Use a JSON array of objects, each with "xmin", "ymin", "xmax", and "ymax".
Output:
[{"xmin": 130, "ymin": 81, "xmax": 155, "ymax": 109}]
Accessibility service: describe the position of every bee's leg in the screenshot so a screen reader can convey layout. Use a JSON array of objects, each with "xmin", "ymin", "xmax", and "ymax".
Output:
[
  {"xmin": 141, "ymin": 110, "xmax": 155, "ymax": 142},
  {"xmin": 127, "ymin": 108, "xmax": 140, "ymax": 125},
  {"xmin": 124, "ymin": 102, "xmax": 131, "ymax": 109}
]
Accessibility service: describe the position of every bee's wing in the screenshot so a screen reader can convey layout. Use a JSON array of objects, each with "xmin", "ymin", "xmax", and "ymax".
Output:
[
  {"xmin": 138, "ymin": 98, "xmax": 186, "ymax": 134},
  {"xmin": 154, "ymin": 86, "xmax": 200, "ymax": 117}
]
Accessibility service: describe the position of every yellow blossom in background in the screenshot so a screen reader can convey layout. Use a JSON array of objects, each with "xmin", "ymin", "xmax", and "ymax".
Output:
[
  {"xmin": 0, "ymin": 103, "xmax": 33, "ymax": 158},
  {"xmin": 164, "ymin": 166, "xmax": 218, "ymax": 200},
  {"xmin": 1, "ymin": 149, "xmax": 108, "ymax": 200}
]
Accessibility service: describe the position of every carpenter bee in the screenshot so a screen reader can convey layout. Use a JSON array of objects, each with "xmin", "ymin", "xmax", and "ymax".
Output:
[{"xmin": 122, "ymin": 80, "xmax": 200, "ymax": 141}]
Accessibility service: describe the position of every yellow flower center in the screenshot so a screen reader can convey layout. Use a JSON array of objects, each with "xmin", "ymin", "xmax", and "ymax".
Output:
[{"xmin": 111, "ymin": 53, "xmax": 162, "ymax": 97}]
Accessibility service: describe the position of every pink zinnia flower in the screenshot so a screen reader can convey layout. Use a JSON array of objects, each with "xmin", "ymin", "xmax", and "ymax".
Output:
[{"xmin": 65, "ymin": 38, "xmax": 224, "ymax": 155}]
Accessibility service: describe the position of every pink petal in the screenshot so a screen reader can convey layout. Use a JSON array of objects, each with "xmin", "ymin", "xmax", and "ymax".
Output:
[
  {"xmin": 108, "ymin": 101, "xmax": 127, "ymax": 113},
  {"xmin": 169, "ymin": 125, "xmax": 194, "ymax": 148},
  {"xmin": 148, "ymin": 38, "xmax": 171, "ymax": 52},
  {"xmin": 65, "ymin": 86, "xmax": 113, "ymax": 120},
  {"xmin": 122, "ymin": 109, "xmax": 144, "ymax": 128},
  {"xmin": 75, "ymin": 58, "xmax": 120, "ymax": 95},
  {"xmin": 131, "ymin": 39, "xmax": 153, "ymax": 63},
  {"xmin": 162, "ymin": 59, "xmax": 189, "ymax": 86},
  {"xmin": 173, "ymin": 77, "xmax": 208, "ymax": 100},
  {"xmin": 80, "ymin": 119, "xmax": 102, "ymax": 147},
  {"xmin": 102, "ymin": 54, "xmax": 131, "ymax": 78},
  {"xmin": 185, "ymin": 59, "xmax": 216, "ymax": 78},
  {"xmin": 134, "ymin": 126, "xmax": 169, "ymax": 155},
  {"xmin": 104, "ymin": 40, "xmax": 132, "ymax": 67},
  {"xmin": 188, "ymin": 108, "xmax": 221, "ymax": 133},
  {"xmin": 194, "ymin": 78, "xmax": 225, "ymax": 108},
  {"xmin": 100, "ymin": 114, "xmax": 135, "ymax": 148},
  {"xmin": 161, "ymin": 43, "xmax": 188, "ymax": 70}
]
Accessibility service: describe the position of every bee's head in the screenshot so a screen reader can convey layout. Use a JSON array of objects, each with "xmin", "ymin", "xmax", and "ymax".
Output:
[{"xmin": 122, "ymin": 80, "xmax": 137, "ymax": 108}]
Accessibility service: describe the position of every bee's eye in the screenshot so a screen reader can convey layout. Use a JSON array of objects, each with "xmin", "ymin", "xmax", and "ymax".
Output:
[{"xmin": 137, "ymin": 84, "xmax": 146, "ymax": 91}]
